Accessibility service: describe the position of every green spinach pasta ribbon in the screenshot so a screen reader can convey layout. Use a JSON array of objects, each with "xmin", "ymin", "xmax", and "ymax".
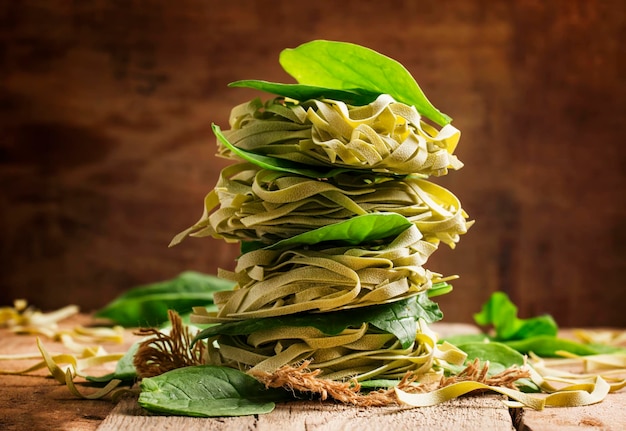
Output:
[
  {"xmin": 191, "ymin": 224, "xmax": 442, "ymax": 322},
  {"xmin": 220, "ymin": 94, "xmax": 462, "ymax": 176},
  {"xmin": 202, "ymin": 319, "xmax": 466, "ymax": 381},
  {"xmin": 170, "ymin": 163, "xmax": 472, "ymax": 247}
]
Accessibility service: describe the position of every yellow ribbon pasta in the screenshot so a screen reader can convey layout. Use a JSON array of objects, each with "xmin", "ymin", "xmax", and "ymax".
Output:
[
  {"xmin": 221, "ymin": 94, "xmax": 462, "ymax": 176},
  {"xmin": 170, "ymin": 163, "xmax": 472, "ymax": 247},
  {"xmin": 190, "ymin": 224, "xmax": 444, "ymax": 322},
  {"xmin": 202, "ymin": 319, "xmax": 467, "ymax": 382}
]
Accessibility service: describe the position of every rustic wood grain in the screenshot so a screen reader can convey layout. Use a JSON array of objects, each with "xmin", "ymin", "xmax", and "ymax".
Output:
[
  {"xmin": 0, "ymin": 0, "xmax": 624, "ymax": 327},
  {"xmin": 519, "ymin": 392, "xmax": 626, "ymax": 431},
  {"xmin": 0, "ymin": 315, "xmax": 142, "ymax": 431},
  {"xmin": 97, "ymin": 394, "xmax": 515, "ymax": 431}
]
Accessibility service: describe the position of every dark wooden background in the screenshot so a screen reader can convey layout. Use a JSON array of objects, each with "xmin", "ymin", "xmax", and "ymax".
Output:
[{"xmin": 1, "ymin": 0, "xmax": 624, "ymax": 327}]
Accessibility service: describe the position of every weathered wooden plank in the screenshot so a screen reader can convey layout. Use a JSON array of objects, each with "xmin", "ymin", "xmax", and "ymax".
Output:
[
  {"xmin": 0, "ymin": 374, "xmax": 112, "ymax": 431},
  {"xmin": 519, "ymin": 392, "xmax": 626, "ymax": 431},
  {"xmin": 0, "ymin": 315, "xmax": 140, "ymax": 431},
  {"xmin": 97, "ymin": 394, "xmax": 515, "ymax": 431}
]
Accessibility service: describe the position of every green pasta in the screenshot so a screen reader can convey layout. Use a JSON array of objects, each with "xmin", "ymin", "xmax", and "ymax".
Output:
[
  {"xmin": 191, "ymin": 225, "xmax": 437, "ymax": 322},
  {"xmin": 171, "ymin": 164, "xmax": 472, "ymax": 247},
  {"xmin": 172, "ymin": 42, "xmax": 473, "ymax": 382},
  {"xmin": 203, "ymin": 320, "xmax": 466, "ymax": 381},
  {"xmin": 220, "ymin": 95, "xmax": 462, "ymax": 176}
]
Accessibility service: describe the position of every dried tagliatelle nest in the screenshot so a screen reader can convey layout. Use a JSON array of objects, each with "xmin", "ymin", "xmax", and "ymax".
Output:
[{"xmin": 220, "ymin": 94, "xmax": 462, "ymax": 176}]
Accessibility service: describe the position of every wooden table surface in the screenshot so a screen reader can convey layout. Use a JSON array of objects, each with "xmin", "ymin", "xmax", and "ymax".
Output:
[{"xmin": 1, "ymin": 316, "xmax": 625, "ymax": 431}]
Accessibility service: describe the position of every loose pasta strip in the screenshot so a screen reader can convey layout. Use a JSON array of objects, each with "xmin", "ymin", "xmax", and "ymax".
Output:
[
  {"xmin": 170, "ymin": 163, "xmax": 472, "ymax": 247},
  {"xmin": 221, "ymin": 95, "xmax": 462, "ymax": 176}
]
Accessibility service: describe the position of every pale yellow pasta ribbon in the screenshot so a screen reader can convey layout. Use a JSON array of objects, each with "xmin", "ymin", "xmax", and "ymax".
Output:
[
  {"xmin": 203, "ymin": 319, "xmax": 466, "ymax": 382},
  {"xmin": 191, "ymin": 225, "xmax": 443, "ymax": 322},
  {"xmin": 170, "ymin": 163, "xmax": 472, "ymax": 247},
  {"xmin": 221, "ymin": 95, "xmax": 462, "ymax": 176}
]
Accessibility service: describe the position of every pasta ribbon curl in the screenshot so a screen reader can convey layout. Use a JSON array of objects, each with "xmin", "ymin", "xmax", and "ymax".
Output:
[
  {"xmin": 203, "ymin": 319, "xmax": 466, "ymax": 382},
  {"xmin": 220, "ymin": 94, "xmax": 462, "ymax": 176},
  {"xmin": 192, "ymin": 225, "xmax": 439, "ymax": 322},
  {"xmin": 170, "ymin": 163, "xmax": 472, "ymax": 248}
]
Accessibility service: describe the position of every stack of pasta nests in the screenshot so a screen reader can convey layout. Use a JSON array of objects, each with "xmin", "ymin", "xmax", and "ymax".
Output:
[{"xmin": 171, "ymin": 93, "xmax": 473, "ymax": 382}]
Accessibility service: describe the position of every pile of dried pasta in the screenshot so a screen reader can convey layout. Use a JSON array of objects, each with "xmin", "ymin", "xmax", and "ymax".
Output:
[{"xmin": 171, "ymin": 94, "xmax": 473, "ymax": 382}]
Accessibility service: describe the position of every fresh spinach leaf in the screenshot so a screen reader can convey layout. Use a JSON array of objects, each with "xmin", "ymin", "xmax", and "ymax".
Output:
[
  {"xmin": 450, "ymin": 341, "xmax": 540, "ymax": 393},
  {"xmin": 366, "ymin": 293, "xmax": 441, "ymax": 348},
  {"xmin": 473, "ymin": 292, "xmax": 558, "ymax": 341},
  {"xmin": 194, "ymin": 294, "xmax": 443, "ymax": 349},
  {"xmin": 138, "ymin": 365, "xmax": 288, "ymax": 417},
  {"xmin": 503, "ymin": 336, "xmax": 619, "ymax": 357},
  {"xmin": 266, "ymin": 212, "xmax": 413, "ymax": 250},
  {"xmin": 366, "ymin": 299, "xmax": 418, "ymax": 349},
  {"xmin": 213, "ymin": 124, "xmax": 350, "ymax": 179},
  {"xmin": 415, "ymin": 291, "xmax": 445, "ymax": 322},
  {"xmin": 229, "ymin": 80, "xmax": 380, "ymax": 106},
  {"xmin": 95, "ymin": 271, "xmax": 235, "ymax": 327},
  {"xmin": 279, "ymin": 40, "xmax": 452, "ymax": 126},
  {"xmin": 241, "ymin": 212, "xmax": 417, "ymax": 254},
  {"xmin": 456, "ymin": 341, "xmax": 525, "ymax": 375},
  {"xmin": 87, "ymin": 342, "xmax": 139, "ymax": 383}
]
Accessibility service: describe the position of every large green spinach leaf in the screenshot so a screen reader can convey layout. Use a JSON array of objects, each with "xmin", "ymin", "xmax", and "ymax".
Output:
[
  {"xmin": 279, "ymin": 40, "xmax": 452, "ymax": 126},
  {"xmin": 266, "ymin": 212, "xmax": 413, "ymax": 250},
  {"xmin": 241, "ymin": 210, "xmax": 415, "ymax": 254},
  {"xmin": 95, "ymin": 272, "xmax": 235, "ymax": 327},
  {"xmin": 138, "ymin": 365, "xmax": 288, "ymax": 417},
  {"xmin": 229, "ymin": 80, "xmax": 379, "ymax": 106},
  {"xmin": 473, "ymin": 291, "xmax": 558, "ymax": 341},
  {"xmin": 368, "ymin": 293, "xmax": 442, "ymax": 348},
  {"xmin": 194, "ymin": 293, "xmax": 443, "ymax": 349}
]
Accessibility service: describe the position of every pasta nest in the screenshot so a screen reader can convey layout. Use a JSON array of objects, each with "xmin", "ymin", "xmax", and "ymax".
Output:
[{"xmin": 220, "ymin": 94, "xmax": 462, "ymax": 176}]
